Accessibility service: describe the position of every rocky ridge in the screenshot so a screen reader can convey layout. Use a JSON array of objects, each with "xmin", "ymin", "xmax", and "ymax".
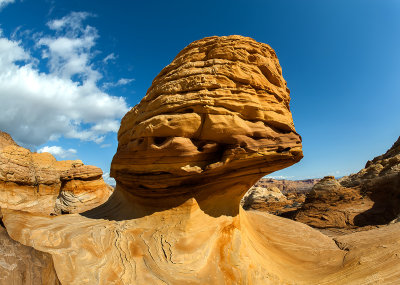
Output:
[{"xmin": 293, "ymin": 136, "xmax": 400, "ymax": 233}]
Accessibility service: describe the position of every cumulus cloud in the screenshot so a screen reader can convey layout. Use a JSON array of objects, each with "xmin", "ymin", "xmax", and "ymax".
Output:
[
  {"xmin": 0, "ymin": 12, "xmax": 130, "ymax": 148},
  {"xmin": 0, "ymin": 0, "xmax": 14, "ymax": 10},
  {"xmin": 38, "ymin": 145, "xmax": 77, "ymax": 158}
]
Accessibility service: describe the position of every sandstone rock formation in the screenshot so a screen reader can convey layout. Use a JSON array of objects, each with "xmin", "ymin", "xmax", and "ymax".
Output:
[
  {"xmin": 241, "ymin": 185, "xmax": 291, "ymax": 214},
  {"xmin": 241, "ymin": 178, "xmax": 318, "ymax": 215},
  {"xmin": 0, "ymin": 226, "xmax": 60, "ymax": 285},
  {"xmin": 294, "ymin": 176, "xmax": 373, "ymax": 229},
  {"xmin": 2, "ymin": 36, "xmax": 400, "ymax": 284},
  {"xmin": 0, "ymin": 131, "xmax": 113, "ymax": 215},
  {"xmin": 294, "ymin": 137, "xmax": 400, "ymax": 232}
]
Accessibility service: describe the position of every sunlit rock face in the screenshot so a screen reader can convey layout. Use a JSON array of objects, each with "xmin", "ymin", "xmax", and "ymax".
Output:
[
  {"xmin": 3, "ymin": 36, "xmax": 400, "ymax": 285},
  {"xmin": 0, "ymin": 130, "xmax": 113, "ymax": 215},
  {"xmin": 0, "ymin": 226, "xmax": 60, "ymax": 285},
  {"xmin": 111, "ymin": 35, "xmax": 302, "ymax": 209}
]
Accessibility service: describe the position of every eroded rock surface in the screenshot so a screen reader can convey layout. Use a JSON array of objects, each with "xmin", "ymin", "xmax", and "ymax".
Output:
[
  {"xmin": 294, "ymin": 137, "xmax": 400, "ymax": 232},
  {"xmin": 111, "ymin": 35, "xmax": 303, "ymax": 203},
  {"xmin": 0, "ymin": 131, "xmax": 113, "ymax": 215},
  {"xmin": 241, "ymin": 178, "xmax": 318, "ymax": 215},
  {"xmin": 0, "ymin": 226, "xmax": 60, "ymax": 285},
  {"xmin": 255, "ymin": 177, "xmax": 319, "ymax": 194},
  {"xmin": 2, "ymin": 36, "xmax": 400, "ymax": 284},
  {"xmin": 294, "ymin": 176, "xmax": 373, "ymax": 229},
  {"xmin": 241, "ymin": 185, "xmax": 291, "ymax": 214}
]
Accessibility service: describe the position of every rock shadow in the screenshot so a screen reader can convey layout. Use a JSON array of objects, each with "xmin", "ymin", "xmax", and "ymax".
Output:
[{"xmin": 353, "ymin": 173, "xmax": 400, "ymax": 226}]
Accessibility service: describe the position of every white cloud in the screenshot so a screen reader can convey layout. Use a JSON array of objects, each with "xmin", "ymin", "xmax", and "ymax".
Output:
[
  {"xmin": 38, "ymin": 145, "xmax": 77, "ymax": 158},
  {"xmin": 0, "ymin": 0, "xmax": 14, "ymax": 10},
  {"xmin": 100, "ymin": 143, "xmax": 111, "ymax": 148},
  {"xmin": 0, "ymin": 12, "xmax": 130, "ymax": 148},
  {"xmin": 103, "ymin": 53, "xmax": 117, "ymax": 63},
  {"xmin": 102, "ymin": 172, "xmax": 115, "ymax": 186},
  {"xmin": 103, "ymin": 78, "xmax": 135, "ymax": 89}
]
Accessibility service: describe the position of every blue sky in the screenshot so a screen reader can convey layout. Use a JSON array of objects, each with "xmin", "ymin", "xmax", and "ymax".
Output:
[{"xmin": 0, "ymin": 0, "xmax": 399, "ymax": 183}]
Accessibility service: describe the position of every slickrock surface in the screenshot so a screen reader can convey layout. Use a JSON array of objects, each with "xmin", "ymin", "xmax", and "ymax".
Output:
[
  {"xmin": 0, "ymin": 131, "xmax": 113, "ymax": 215},
  {"xmin": 2, "ymin": 36, "xmax": 400, "ymax": 284},
  {"xmin": 0, "ymin": 226, "xmax": 60, "ymax": 285}
]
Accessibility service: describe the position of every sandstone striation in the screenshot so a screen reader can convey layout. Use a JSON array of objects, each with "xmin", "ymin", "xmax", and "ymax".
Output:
[
  {"xmin": 2, "ymin": 36, "xmax": 400, "ymax": 284},
  {"xmin": 0, "ymin": 226, "xmax": 60, "ymax": 285},
  {"xmin": 0, "ymin": 131, "xmax": 113, "ymax": 215},
  {"xmin": 111, "ymin": 35, "xmax": 303, "ymax": 207}
]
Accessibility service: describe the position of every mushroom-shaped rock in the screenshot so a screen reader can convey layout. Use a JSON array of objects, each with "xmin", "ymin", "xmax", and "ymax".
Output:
[
  {"xmin": 3, "ymin": 36, "xmax": 399, "ymax": 285},
  {"xmin": 109, "ymin": 35, "xmax": 302, "ymax": 217}
]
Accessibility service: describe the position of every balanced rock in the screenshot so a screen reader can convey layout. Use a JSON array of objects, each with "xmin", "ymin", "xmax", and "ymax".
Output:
[
  {"xmin": 2, "ymin": 36, "xmax": 400, "ymax": 284},
  {"xmin": 111, "ymin": 35, "xmax": 302, "ymax": 204},
  {"xmin": 0, "ymin": 131, "xmax": 113, "ymax": 215}
]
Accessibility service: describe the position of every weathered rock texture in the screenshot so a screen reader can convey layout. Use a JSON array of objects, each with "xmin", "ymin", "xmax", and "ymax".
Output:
[
  {"xmin": 294, "ymin": 176, "xmax": 373, "ymax": 229},
  {"xmin": 0, "ymin": 131, "xmax": 113, "ymax": 215},
  {"xmin": 295, "ymin": 137, "xmax": 400, "ymax": 231},
  {"xmin": 241, "ymin": 185, "xmax": 292, "ymax": 214},
  {"xmin": 111, "ymin": 35, "xmax": 303, "ymax": 206},
  {"xmin": 0, "ymin": 226, "xmax": 60, "ymax": 285},
  {"xmin": 339, "ymin": 136, "xmax": 400, "ymax": 225},
  {"xmin": 2, "ymin": 36, "xmax": 400, "ymax": 284},
  {"xmin": 241, "ymin": 178, "xmax": 318, "ymax": 215}
]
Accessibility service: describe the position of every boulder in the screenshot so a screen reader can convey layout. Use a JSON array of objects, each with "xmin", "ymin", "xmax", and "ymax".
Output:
[{"xmin": 241, "ymin": 178, "xmax": 318, "ymax": 215}]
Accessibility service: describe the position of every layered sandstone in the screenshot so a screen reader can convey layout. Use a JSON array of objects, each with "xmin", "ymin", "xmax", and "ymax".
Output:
[
  {"xmin": 111, "ymin": 35, "xmax": 303, "ymax": 205},
  {"xmin": 241, "ymin": 185, "xmax": 292, "ymax": 214},
  {"xmin": 0, "ymin": 226, "xmax": 60, "ymax": 285},
  {"xmin": 0, "ymin": 131, "xmax": 113, "ymax": 215},
  {"xmin": 241, "ymin": 178, "xmax": 318, "ymax": 215},
  {"xmin": 294, "ymin": 176, "xmax": 373, "ymax": 229},
  {"xmin": 2, "ymin": 36, "xmax": 400, "ymax": 284}
]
